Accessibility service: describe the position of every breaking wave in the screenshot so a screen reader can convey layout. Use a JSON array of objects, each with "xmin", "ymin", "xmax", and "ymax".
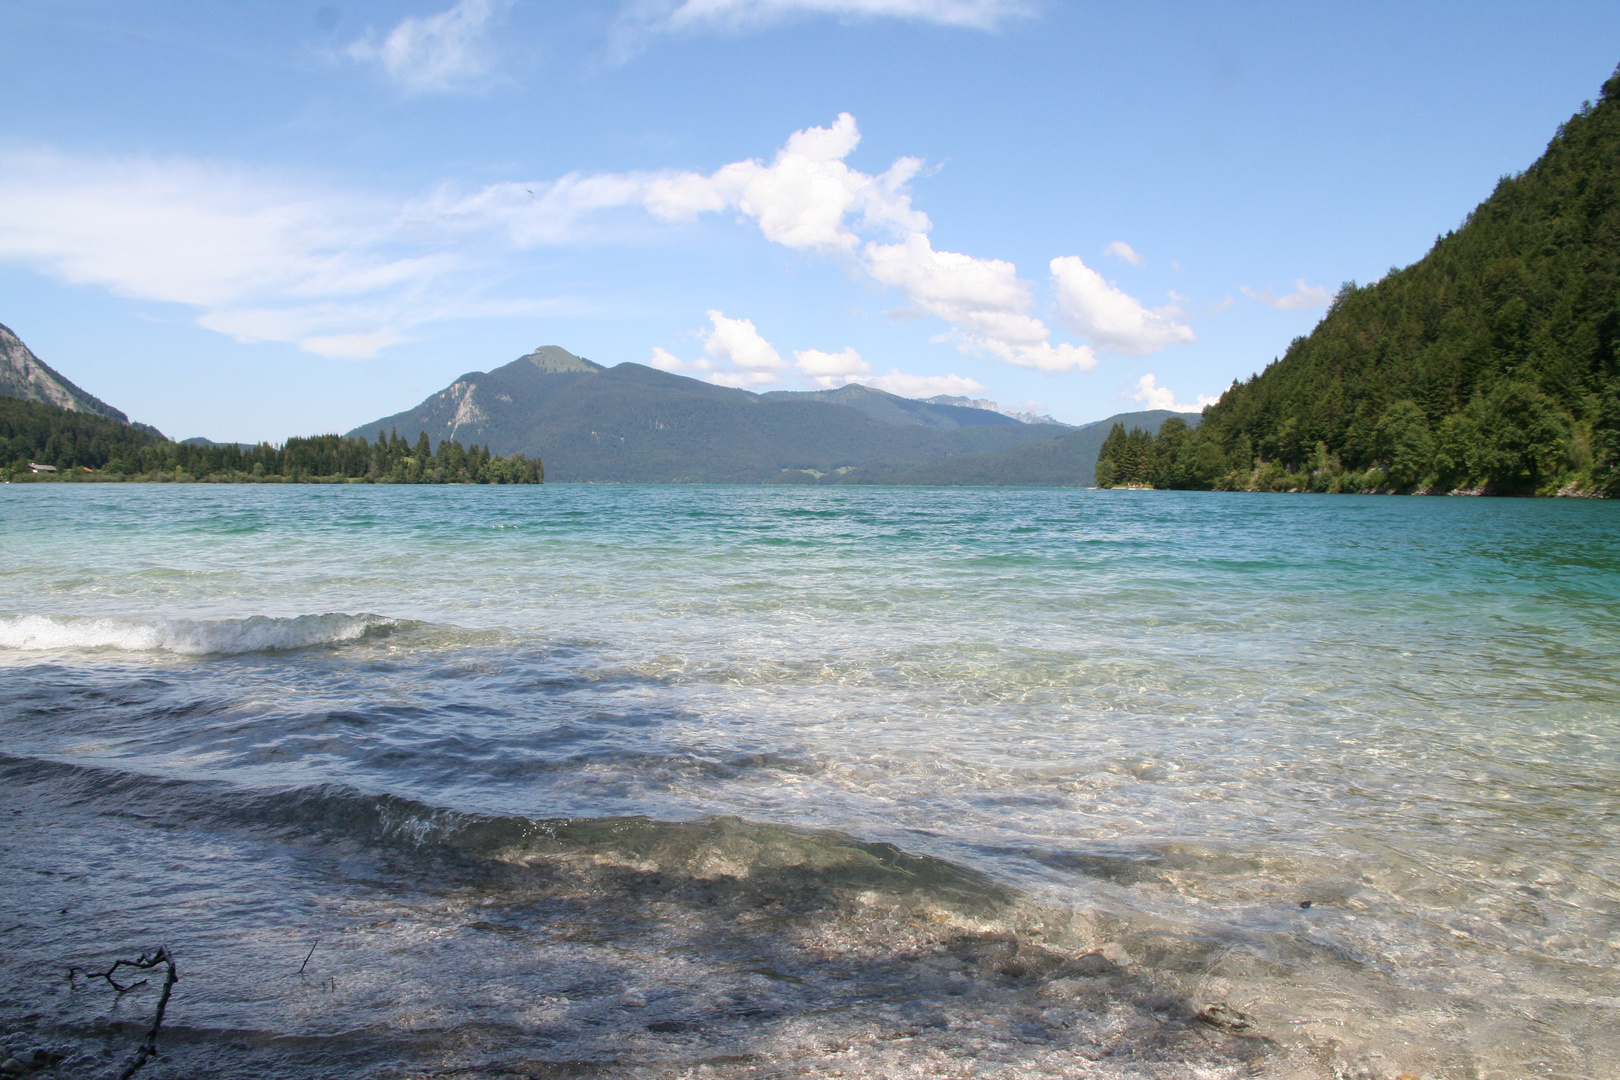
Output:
[{"xmin": 0, "ymin": 612, "xmax": 402, "ymax": 655}]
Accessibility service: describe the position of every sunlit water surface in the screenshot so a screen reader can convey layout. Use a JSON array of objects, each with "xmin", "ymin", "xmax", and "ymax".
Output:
[{"xmin": 1, "ymin": 484, "xmax": 1617, "ymax": 1080}]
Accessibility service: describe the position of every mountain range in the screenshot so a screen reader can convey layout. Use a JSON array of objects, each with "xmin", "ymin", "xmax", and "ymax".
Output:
[
  {"xmin": 3, "ymin": 325, "xmax": 1190, "ymax": 486},
  {"xmin": 345, "ymin": 345, "xmax": 1176, "ymax": 485}
]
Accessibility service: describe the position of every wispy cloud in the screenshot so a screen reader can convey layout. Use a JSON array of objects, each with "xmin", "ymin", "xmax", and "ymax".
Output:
[
  {"xmin": 1102, "ymin": 240, "xmax": 1143, "ymax": 267},
  {"xmin": 1130, "ymin": 373, "xmax": 1215, "ymax": 414},
  {"xmin": 613, "ymin": 0, "xmax": 1028, "ymax": 57},
  {"xmin": 0, "ymin": 150, "xmax": 556, "ymax": 357},
  {"xmin": 346, "ymin": 0, "xmax": 507, "ymax": 94},
  {"xmin": 659, "ymin": 0, "xmax": 1027, "ymax": 30},
  {"xmin": 1240, "ymin": 279, "xmax": 1332, "ymax": 310}
]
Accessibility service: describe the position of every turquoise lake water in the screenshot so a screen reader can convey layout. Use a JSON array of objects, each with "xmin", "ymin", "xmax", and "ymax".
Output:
[{"xmin": 1, "ymin": 484, "xmax": 1617, "ymax": 1079}]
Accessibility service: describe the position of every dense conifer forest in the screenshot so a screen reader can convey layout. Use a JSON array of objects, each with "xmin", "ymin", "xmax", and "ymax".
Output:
[
  {"xmin": 1, "ymin": 396, "xmax": 542, "ymax": 484},
  {"xmin": 1098, "ymin": 68, "xmax": 1620, "ymax": 497}
]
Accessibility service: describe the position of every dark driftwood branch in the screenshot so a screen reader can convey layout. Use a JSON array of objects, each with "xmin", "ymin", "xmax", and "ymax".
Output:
[{"xmin": 68, "ymin": 947, "xmax": 179, "ymax": 1080}]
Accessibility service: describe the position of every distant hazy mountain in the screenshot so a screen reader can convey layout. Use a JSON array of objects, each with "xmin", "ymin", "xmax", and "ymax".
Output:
[
  {"xmin": 180, "ymin": 437, "xmax": 260, "ymax": 452},
  {"xmin": 922, "ymin": 395, "xmax": 1060, "ymax": 425},
  {"xmin": 756, "ymin": 383, "xmax": 1046, "ymax": 430},
  {"xmin": 347, "ymin": 346, "xmax": 1070, "ymax": 483},
  {"xmin": 0, "ymin": 322, "xmax": 128, "ymax": 421}
]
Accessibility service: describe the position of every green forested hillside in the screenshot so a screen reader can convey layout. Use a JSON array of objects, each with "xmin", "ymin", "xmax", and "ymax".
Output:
[
  {"xmin": 1109, "ymin": 68, "xmax": 1620, "ymax": 497},
  {"xmin": 1093, "ymin": 417, "xmax": 1223, "ymax": 489},
  {"xmin": 349, "ymin": 348, "xmax": 1064, "ymax": 483},
  {"xmin": 0, "ymin": 393, "xmax": 165, "ymax": 472},
  {"xmin": 2, "ymin": 396, "xmax": 541, "ymax": 483}
]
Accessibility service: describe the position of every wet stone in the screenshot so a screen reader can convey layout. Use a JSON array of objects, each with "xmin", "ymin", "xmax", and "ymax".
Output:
[
  {"xmin": 1197, "ymin": 1002, "xmax": 1254, "ymax": 1032},
  {"xmin": 1053, "ymin": 951, "xmax": 1119, "ymax": 978}
]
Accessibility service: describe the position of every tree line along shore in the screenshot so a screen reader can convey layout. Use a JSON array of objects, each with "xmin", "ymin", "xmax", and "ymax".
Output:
[
  {"xmin": 1, "ymin": 396, "xmax": 542, "ymax": 485},
  {"xmin": 1095, "ymin": 400, "xmax": 1618, "ymax": 497}
]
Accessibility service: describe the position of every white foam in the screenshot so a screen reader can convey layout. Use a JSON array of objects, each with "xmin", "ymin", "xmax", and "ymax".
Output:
[{"xmin": 0, "ymin": 612, "xmax": 396, "ymax": 655}]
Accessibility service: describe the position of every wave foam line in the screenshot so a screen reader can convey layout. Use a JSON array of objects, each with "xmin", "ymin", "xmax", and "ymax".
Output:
[{"xmin": 0, "ymin": 612, "xmax": 399, "ymax": 655}]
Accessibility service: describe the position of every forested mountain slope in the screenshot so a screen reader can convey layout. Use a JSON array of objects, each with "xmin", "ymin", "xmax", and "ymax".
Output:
[
  {"xmin": 1128, "ymin": 67, "xmax": 1620, "ymax": 496},
  {"xmin": 349, "ymin": 346, "xmax": 1066, "ymax": 483}
]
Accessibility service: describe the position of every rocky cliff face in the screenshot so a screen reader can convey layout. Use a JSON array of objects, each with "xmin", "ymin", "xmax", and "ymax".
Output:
[{"xmin": 0, "ymin": 323, "xmax": 127, "ymax": 421}]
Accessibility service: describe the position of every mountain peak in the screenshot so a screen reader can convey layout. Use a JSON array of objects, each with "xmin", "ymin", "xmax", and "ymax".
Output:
[
  {"xmin": 515, "ymin": 346, "xmax": 606, "ymax": 375},
  {"xmin": 923, "ymin": 394, "xmax": 1059, "ymax": 425}
]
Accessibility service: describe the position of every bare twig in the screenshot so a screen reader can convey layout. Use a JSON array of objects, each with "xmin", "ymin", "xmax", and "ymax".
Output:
[
  {"xmin": 67, "ymin": 947, "xmax": 179, "ymax": 1080},
  {"xmin": 299, "ymin": 937, "xmax": 319, "ymax": 974}
]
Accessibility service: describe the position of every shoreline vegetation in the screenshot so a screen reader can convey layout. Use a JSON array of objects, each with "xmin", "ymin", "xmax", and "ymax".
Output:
[
  {"xmin": 1094, "ymin": 415, "xmax": 1615, "ymax": 497},
  {"xmin": 1, "ymin": 397, "xmax": 542, "ymax": 485},
  {"xmin": 1095, "ymin": 69, "xmax": 1620, "ymax": 500}
]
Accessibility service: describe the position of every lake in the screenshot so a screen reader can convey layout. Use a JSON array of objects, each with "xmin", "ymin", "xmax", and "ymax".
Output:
[{"xmin": 2, "ymin": 484, "xmax": 1617, "ymax": 1079}]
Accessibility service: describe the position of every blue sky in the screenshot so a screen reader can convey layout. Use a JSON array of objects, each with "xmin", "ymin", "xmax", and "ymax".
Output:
[{"xmin": 2, "ymin": 1, "xmax": 1617, "ymax": 441}]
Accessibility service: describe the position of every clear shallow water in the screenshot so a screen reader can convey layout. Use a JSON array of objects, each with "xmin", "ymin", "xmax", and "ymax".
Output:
[{"xmin": 0, "ymin": 484, "xmax": 1617, "ymax": 1080}]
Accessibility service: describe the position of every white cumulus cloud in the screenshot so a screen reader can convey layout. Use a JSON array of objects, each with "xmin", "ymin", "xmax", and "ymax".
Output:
[
  {"xmin": 347, "ymin": 0, "xmax": 506, "ymax": 94},
  {"xmin": 650, "ymin": 311, "xmax": 791, "ymax": 388},
  {"xmin": 1240, "ymin": 280, "xmax": 1332, "ymax": 310},
  {"xmin": 647, "ymin": 346, "xmax": 689, "ymax": 372},
  {"xmin": 865, "ymin": 234, "xmax": 1095, "ymax": 371},
  {"xmin": 669, "ymin": 113, "xmax": 929, "ymax": 253},
  {"xmin": 794, "ymin": 346, "xmax": 871, "ymax": 383},
  {"xmin": 1050, "ymin": 255, "xmax": 1194, "ymax": 356},
  {"xmin": 1131, "ymin": 373, "xmax": 1216, "ymax": 414},
  {"xmin": 1102, "ymin": 240, "xmax": 1143, "ymax": 267},
  {"xmin": 702, "ymin": 309, "xmax": 787, "ymax": 375}
]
